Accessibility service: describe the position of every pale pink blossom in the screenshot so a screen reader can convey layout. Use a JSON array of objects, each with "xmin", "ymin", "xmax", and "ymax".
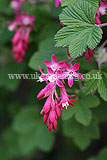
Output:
[
  {"xmin": 64, "ymin": 62, "xmax": 83, "ymax": 87},
  {"xmin": 10, "ymin": 0, "xmax": 25, "ymax": 14},
  {"xmin": 97, "ymin": 0, "xmax": 107, "ymax": 16},
  {"xmin": 44, "ymin": 54, "xmax": 65, "ymax": 72}
]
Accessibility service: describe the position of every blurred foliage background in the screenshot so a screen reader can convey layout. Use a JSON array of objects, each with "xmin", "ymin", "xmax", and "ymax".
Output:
[{"xmin": 0, "ymin": 0, "xmax": 107, "ymax": 160}]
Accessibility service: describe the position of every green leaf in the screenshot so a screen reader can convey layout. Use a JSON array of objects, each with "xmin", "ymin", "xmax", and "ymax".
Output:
[
  {"xmin": 75, "ymin": 95, "xmax": 100, "ymax": 126},
  {"xmin": 62, "ymin": 103, "xmax": 77, "ymax": 120},
  {"xmin": 98, "ymin": 72, "xmax": 107, "ymax": 101},
  {"xmin": 82, "ymin": 64, "xmax": 107, "ymax": 101},
  {"xmin": 75, "ymin": 100, "xmax": 92, "ymax": 126},
  {"xmin": 12, "ymin": 107, "xmax": 55, "ymax": 153},
  {"xmin": 0, "ymin": 26, "xmax": 13, "ymax": 44},
  {"xmin": 100, "ymin": 63, "xmax": 107, "ymax": 73},
  {"xmin": 62, "ymin": 0, "xmax": 99, "ymax": 9},
  {"xmin": 61, "ymin": 0, "xmax": 77, "ymax": 6},
  {"xmin": 34, "ymin": 126, "xmax": 54, "ymax": 152},
  {"xmin": 28, "ymin": 38, "xmax": 67, "ymax": 71},
  {"xmin": 63, "ymin": 118, "xmax": 100, "ymax": 150},
  {"xmin": 0, "ymin": 129, "xmax": 21, "ymax": 160},
  {"xmin": 98, "ymin": 63, "xmax": 107, "ymax": 101},
  {"xmin": 12, "ymin": 107, "xmax": 40, "ymax": 134},
  {"xmin": 55, "ymin": 1, "xmax": 102, "ymax": 58},
  {"xmin": 0, "ymin": 0, "xmax": 9, "ymax": 13},
  {"xmin": 93, "ymin": 100, "xmax": 107, "ymax": 122},
  {"xmin": 82, "ymin": 70, "xmax": 99, "ymax": 95},
  {"xmin": 88, "ymin": 147, "xmax": 107, "ymax": 160},
  {"xmin": 0, "ymin": 62, "xmax": 26, "ymax": 91},
  {"xmin": 62, "ymin": 95, "xmax": 100, "ymax": 126},
  {"xmin": 82, "ymin": 94, "xmax": 100, "ymax": 109}
]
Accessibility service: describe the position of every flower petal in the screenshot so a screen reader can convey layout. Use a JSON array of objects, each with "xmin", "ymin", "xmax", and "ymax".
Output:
[
  {"xmin": 68, "ymin": 77, "xmax": 73, "ymax": 87},
  {"xmin": 44, "ymin": 60, "xmax": 52, "ymax": 66},
  {"xmin": 55, "ymin": 0, "xmax": 60, "ymax": 7},
  {"xmin": 47, "ymin": 67, "xmax": 54, "ymax": 74},
  {"xmin": 73, "ymin": 72, "xmax": 83, "ymax": 79},
  {"xmin": 51, "ymin": 54, "xmax": 57, "ymax": 63},
  {"xmin": 58, "ymin": 61, "xmax": 65, "ymax": 68},
  {"xmin": 56, "ymin": 79, "xmax": 64, "ymax": 87},
  {"xmin": 64, "ymin": 62, "xmax": 71, "ymax": 71},
  {"xmin": 72, "ymin": 63, "xmax": 80, "ymax": 71},
  {"xmin": 39, "ymin": 65, "xmax": 43, "ymax": 74}
]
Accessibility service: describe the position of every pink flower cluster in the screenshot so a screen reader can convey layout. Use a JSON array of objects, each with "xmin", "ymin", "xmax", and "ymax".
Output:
[
  {"xmin": 8, "ymin": 0, "xmax": 35, "ymax": 63},
  {"xmin": 37, "ymin": 54, "xmax": 83, "ymax": 132},
  {"xmin": 95, "ymin": 0, "xmax": 107, "ymax": 25}
]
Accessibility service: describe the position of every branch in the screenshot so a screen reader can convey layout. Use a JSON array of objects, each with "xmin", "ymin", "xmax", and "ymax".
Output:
[
  {"xmin": 98, "ymin": 23, "xmax": 107, "ymax": 27},
  {"xmin": 71, "ymin": 55, "xmax": 84, "ymax": 63}
]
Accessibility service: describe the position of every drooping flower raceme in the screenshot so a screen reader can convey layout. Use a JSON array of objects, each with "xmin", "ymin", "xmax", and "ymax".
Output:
[
  {"xmin": 8, "ymin": 0, "xmax": 35, "ymax": 63},
  {"xmin": 37, "ymin": 54, "xmax": 83, "ymax": 132}
]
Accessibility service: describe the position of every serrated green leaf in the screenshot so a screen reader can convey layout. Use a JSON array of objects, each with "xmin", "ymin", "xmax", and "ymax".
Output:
[
  {"xmin": 55, "ymin": 1, "xmax": 102, "ymax": 58},
  {"xmin": 63, "ymin": 118, "xmax": 100, "ymax": 150},
  {"xmin": 62, "ymin": 0, "xmax": 99, "ymax": 9},
  {"xmin": 100, "ymin": 62, "xmax": 107, "ymax": 73},
  {"xmin": 82, "ymin": 70, "xmax": 99, "ymax": 95},
  {"xmin": 98, "ymin": 72, "xmax": 107, "ymax": 101},
  {"xmin": 97, "ymin": 63, "xmax": 107, "ymax": 101},
  {"xmin": 28, "ymin": 38, "xmax": 67, "ymax": 71},
  {"xmin": 61, "ymin": 0, "xmax": 77, "ymax": 6}
]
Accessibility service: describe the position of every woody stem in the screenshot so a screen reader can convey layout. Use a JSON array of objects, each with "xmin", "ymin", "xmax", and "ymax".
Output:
[{"xmin": 71, "ymin": 55, "xmax": 84, "ymax": 63}]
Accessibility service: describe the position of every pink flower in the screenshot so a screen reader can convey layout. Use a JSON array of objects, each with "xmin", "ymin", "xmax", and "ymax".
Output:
[
  {"xmin": 60, "ymin": 22, "xmax": 65, "ymax": 27},
  {"xmin": 38, "ymin": 65, "xmax": 66, "ymax": 88},
  {"xmin": 16, "ymin": 11, "xmax": 35, "ymax": 27},
  {"xmin": 95, "ymin": 14, "xmax": 102, "ymax": 25},
  {"xmin": 10, "ymin": 0, "xmax": 25, "ymax": 14},
  {"xmin": 60, "ymin": 86, "xmax": 76, "ymax": 109},
  {"xmin": 12, "ymin": 27, "xmax": 31, "ymax": 63},
  {"xmin": 37, "ymin": 82, "xmax": 54, "ymax": 99},
  {"xmin": 44, "ymin": 54, "xmax": 65, "ymax": 72},
  {"xmin": 83, "ymin": 48, "xmax": 94, "ymax": 62},
  {"xmin": 65, "ymin": 62, "xmax": 83, "ymax": 87},
  {"xmin": 97, "ymin": 0, "xmax": 107, "ymax": 16},
  {"xmin": 55, "ymin": 0, "xmax": 62, "ymax": 7}
]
